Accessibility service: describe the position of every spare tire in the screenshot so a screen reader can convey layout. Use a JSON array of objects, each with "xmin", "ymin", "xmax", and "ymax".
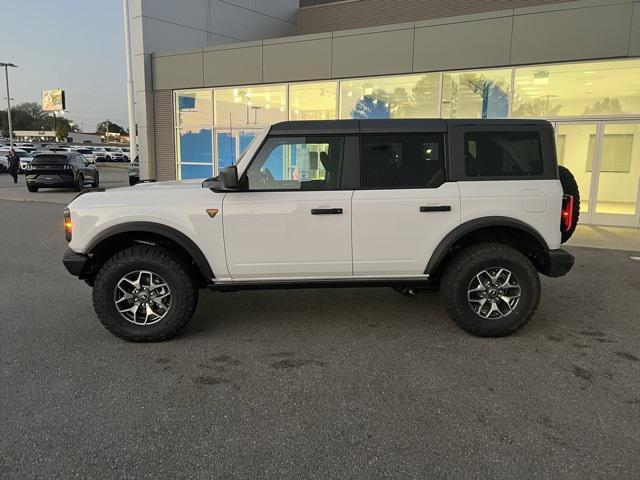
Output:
[{"xmin": 558, "ymin": 165, "xmax": 580, "ymax": 243}]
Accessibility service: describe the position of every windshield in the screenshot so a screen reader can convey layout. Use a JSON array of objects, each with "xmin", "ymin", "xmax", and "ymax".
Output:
[
  {"xmin": 77, "ymin": 149, "xmax": 92, "ymax": 154},
  {"xmin": 16, "ymin": 152, "xmax": 30, "ymax": 158}
]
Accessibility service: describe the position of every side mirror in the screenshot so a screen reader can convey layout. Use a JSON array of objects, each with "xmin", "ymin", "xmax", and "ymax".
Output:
[
  {"xmin": 220, "ymin": 165, "xmax": 239, "ymax": 190},
  {"xmin": 202, "ymin": 165, "xmax": 240, "ymax": 192}
]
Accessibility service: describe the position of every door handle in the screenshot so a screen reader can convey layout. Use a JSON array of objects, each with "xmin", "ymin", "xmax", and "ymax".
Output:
[
  {"xmin": 311, "ymin": 208, "xmax": 343, "ymax": 215},
  {"xmin": 420, "ymin": 205, "xmax": 451, "ymax": 212}
]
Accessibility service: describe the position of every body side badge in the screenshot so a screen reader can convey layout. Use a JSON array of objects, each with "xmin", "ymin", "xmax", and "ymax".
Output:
[{"xmin": 206, "ymin": 208, "xmax": 219, "ymax": 218}]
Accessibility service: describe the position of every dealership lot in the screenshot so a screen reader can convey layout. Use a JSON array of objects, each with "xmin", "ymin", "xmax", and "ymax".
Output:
[
  {"xmin": 1, "ymin": 198, "xmax": 639, "ymax": 478},
  {"xmin": 0, "ymin": 163, "xmax": 128, "ymax": 203}
]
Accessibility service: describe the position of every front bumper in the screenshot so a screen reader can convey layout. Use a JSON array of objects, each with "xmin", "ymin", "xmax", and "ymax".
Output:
[
  {"xmin": 63, "ymin": 249, "xmax": 92, "ymax": 277},
  {"xmin": 538, "ymin": 249, "xmax": 574, "ymax": 277}
]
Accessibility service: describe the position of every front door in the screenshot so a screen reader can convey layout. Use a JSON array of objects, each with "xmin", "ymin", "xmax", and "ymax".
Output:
[
  {"xmin": 223, "ymin": 134, "xmax": 353, "ymax": 280},
  {"xmin": 351, "ymin": 132, "xmax": 460, "ymax": 276}
]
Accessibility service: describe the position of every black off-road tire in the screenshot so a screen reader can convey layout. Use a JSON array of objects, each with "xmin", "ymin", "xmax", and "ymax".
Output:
[
  {"xmin": 27, "ymin": 184, "xmax": 38, "ymax": 192},
  {"xmin": 558, "ymin": 165, "xmax": 580, "ymax": 243},
  {"xmin": 92, "ymin": 246, "xmax": 199, "ymax": 342},
  {"xmin": 440, "ymin": 243, "xmax": 541, "ymax": 337}
]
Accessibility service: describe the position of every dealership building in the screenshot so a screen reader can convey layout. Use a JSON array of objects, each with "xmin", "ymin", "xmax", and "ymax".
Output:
[{"xmin": 131, "ymin": 0, "xmax": 640, "ymax": 227}]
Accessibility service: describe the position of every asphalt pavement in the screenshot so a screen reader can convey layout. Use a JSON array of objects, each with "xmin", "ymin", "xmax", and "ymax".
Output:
[
  {"xmin": 0, "ymin": 163, "xmax": 129, "ymax": 204},
  {"xmin": 1, "ymin": 199, "xmax": 639, "ymax": 479}
]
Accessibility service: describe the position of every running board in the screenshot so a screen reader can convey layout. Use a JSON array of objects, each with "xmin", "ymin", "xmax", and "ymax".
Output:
[{"xmin": 208, "ymin": 276, "xmax": 433, "ymax": 292}]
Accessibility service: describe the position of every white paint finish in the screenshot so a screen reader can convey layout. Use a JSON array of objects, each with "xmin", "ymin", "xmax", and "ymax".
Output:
[
  {"xmin": 459, "ymin": 180, "xmax": 563, "ymax": 249},
  {"xmin": 352, "ymin": 183, "xmax": 461, "ymax": 276},
  {"xmin": 511, "ymin": 3, "xmax": 634, "ymax": 64},
  {"xmin": 521, "ymin": 189, "xmax": 548, "ymax": 213},
  {"xmin": 263, "ymin": 38, "xmax": 332, "ymax": 82},
  {"xmin": 203, "ymin": 46, "xmax": 262, "ymax": 86},
  {"xmin": 68, "ymin": 182, "xmax": 230, "ymax": 280},
  {"xmin": 332, "ymin": 28, "xmax": 414, "ymax": 78},
  {"xmin": 414, "ymin": 17, "xmax": 512, "ymax": 72},
  {"xmin": 222, "ymin": 191, "xmax": 354, "ymax": 279}
]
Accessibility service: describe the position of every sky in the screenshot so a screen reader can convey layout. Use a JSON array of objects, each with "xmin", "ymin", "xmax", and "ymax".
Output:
[{"xmin": 2, "ymin": 0, "xmax": 130, "ymax": 131}]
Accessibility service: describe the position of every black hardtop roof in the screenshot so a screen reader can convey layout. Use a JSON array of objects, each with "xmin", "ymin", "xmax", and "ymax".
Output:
[{"xmin": 269, "ymin": 119, "xmax": 552, "ymax": 136}]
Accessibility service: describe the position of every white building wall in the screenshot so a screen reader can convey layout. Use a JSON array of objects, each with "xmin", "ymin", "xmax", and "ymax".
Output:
[{"xmin": 131, "ymin": 0, "xmax": 299, "ymax": 178}]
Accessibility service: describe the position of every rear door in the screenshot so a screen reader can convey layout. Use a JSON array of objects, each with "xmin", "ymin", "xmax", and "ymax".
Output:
[
  {"xmin": 352, "ymin": 131, "xmax": 461, "ymax": 276},
  {"xmin": 222, "ymin": 135, "xmax": 356, "ymax": 280}
]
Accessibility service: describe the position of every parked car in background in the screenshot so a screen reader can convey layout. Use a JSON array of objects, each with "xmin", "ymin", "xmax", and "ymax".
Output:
[
  {"xmin": 121, "ymin": 147, "xmax": 132, "ymax": 162},
  {"xmin": 25, "ymin": 152, "xmax": 99, "ymax": 192},
  {"xmin": 92, "ymin": 147, "xmax": 107, "ymax": 162},
  {"xmin": 103, "ymin": 147, "xmax": 125, "ymax": 162},
  {"xmin": 128, "ymin": 156, "xmax": 139, "ymax": 185},
  {"xmin": 0, "ymin": 147, "xmax": 33, "ymax": 171},
  {"xmin": 75, "ymin": 148, "xmax": 96, "ymax": 164}
]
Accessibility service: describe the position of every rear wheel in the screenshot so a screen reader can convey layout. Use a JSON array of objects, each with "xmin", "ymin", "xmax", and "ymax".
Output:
[
  {"xmin": 559, "ymin": 165, "xmax": 580, "ymax": 243},
  {"xmin": 74, "ymin": 174, "xmax": 84, "ymax": 192},
  {"xmin": 440, "ymin": 243, "xmax": 540, "ymax": 337},
  {"xmin": 92, "ymin": 246, "xmax": 199, "ymax": 342}
]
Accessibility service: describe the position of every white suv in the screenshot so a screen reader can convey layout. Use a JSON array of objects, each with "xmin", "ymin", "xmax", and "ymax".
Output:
[{"xmin": 62, "ymin": 119, "xmax": 578, "ymax": 342}]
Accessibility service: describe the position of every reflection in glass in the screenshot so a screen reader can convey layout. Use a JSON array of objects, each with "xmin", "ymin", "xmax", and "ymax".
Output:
[
  {"xmin": 442, "ymin": 69, "xmax": 511, "ymax": 118},
  {"xmin": 595, "ymin": 123, "xmax": 640, "ymax": 216},
  {"xmin": 513, "ymin": 59, "xmax": 640, "ymax": 117},
  {"xmin": 339, "ymin": 74, "xmax": 439, "ymax": 120},
  {"xmin": 180, "ymin": 164, "xmax": 213, "ymax": 180},
  {"xmin": 177, "ymin": 126, "xmax": 212, "ymax": 164},
  {"xmin": 290, "ymin": 82, "xmax": 337, "ymax": 121},
  {"xmin": 215, "ymin": 85, "xmax": 286, "ymax": 127},
  {"xmin": 175, "ymin": 90, "xmax": 213, "ymax": 128}
]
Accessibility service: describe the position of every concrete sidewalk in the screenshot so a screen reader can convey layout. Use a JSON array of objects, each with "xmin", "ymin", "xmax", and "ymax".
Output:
[{"xmin": 568, "ymin": 225, "xmax": 640, "ymax": 253}]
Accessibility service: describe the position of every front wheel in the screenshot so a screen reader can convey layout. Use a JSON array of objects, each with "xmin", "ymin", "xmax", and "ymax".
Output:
[
  {"xmin": 92, "ymin": 171, "xmax": 100, "ymax": 188},
  {"xmin": 27, "ymin": 184, "xmax": 38, "ymax": 192},
  {"xmin": 439, "ymin": 243, "xmax": 540, "ymax": 337},
  {"xmin": 92, "ymin": 246, "xmax": 199, "ymax": 342}
]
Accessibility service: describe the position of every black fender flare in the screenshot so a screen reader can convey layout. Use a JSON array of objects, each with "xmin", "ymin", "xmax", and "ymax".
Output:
[
  {"xmin": 86, "ymin": 222, "xmax": 214, "ymax": 280},
  {"xmin": 425, "ymin": 216, "xmax": 550, "ymax": 275}
]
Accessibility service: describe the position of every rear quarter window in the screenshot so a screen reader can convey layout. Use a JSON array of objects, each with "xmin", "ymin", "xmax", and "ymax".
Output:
[{"xmin": 464, "ymin": 131, "xmax": 543, "ymax": 177}]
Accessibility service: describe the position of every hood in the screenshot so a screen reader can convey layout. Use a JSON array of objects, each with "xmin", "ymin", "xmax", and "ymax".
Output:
[{"xmin": 114, "ymin": 178, "xmax": 205, "ymax": 191}]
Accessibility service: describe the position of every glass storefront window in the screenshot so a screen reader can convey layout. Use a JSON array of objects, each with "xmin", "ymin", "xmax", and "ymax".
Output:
[
  {"xmin": 339, "ymin": 74, "xmax": 439, "ymax": 120},
  {"xmin": 180, "ymin": 164, "xmax": 214, "ymax": 179},
  {"xmin": 176, "ymin": 125, "xmax": 213, "ymax": 179},
  {"xmin": 214, "ymin": 85, "xmax": 287, "ymax": 127},
  {"xmin": 289, "ymin": 81, "xmax": 337, "ymax": 121},
  {"xmin": 176, "ymin": 90, "xmax": 213, "ymax": 128},
  {"xmin": 442, "ymin": 69, "xmax": 511, "ymax": 118},
  {"xmin": 513, "ymin": 60, "xmax": 640, "ymax": 118}
]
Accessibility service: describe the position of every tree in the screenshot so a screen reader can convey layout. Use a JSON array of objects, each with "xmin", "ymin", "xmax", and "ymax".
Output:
[
  {"xmin": 0, "ymin": 102, "xmax": 78, "ymax": 138},
  {"xmin": 96, "ymin": 120, "xmax": 125, "ymax": 134},
  {"xmin": 583, "ymin": 98, "xmax": 626, "ymax": 115}
]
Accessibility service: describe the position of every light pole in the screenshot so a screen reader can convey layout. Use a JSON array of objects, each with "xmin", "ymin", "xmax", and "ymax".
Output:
[
  {"xmin": 1, "ymin": 62, "xmax": 18, "ymax": 148},
  {"xmin": 122, "ymin": 0, "xmax": 137, "ymax": 162}
]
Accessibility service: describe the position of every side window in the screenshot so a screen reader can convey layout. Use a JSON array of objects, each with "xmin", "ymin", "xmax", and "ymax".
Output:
[
  {"xmin": 464, "ymin": 131, "xmax": 543, "ymax": 177},
  {"xmin": 245, "ymin": 136, "xmax": 344, "ymax": 191},
  {"xmin": 360, "ymin": 134, "xmax": 445, "ymax": 189}
]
